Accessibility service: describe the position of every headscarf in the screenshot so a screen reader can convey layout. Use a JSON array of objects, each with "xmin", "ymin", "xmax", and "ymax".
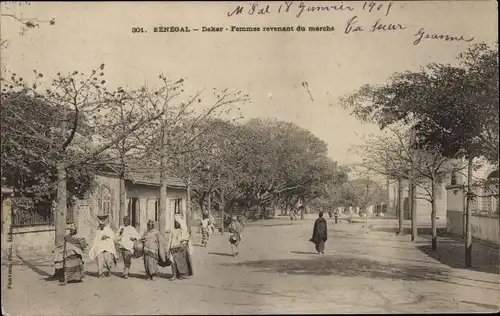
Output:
[
  {"xmin": 174, "ymin": 214, "xmax": 188, "ymax": 234},
  {"xmin": 97, "ymin": 214, "xmax": 108, "ymax": 225},
  {"xmin": 172, "ymin": 214, "xmax": 193, "ymax": 254}
]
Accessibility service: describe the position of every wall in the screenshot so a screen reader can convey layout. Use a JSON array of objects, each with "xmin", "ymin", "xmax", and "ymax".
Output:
[
  {"xmin": 77, "ymin": 178, "xmax": 187, "ymax": 240},
  {"xmin": 471, "ymin": 215, "xmax": 500, "ymax": 244},
  {"xmin": 447, "ymin": 211, "xmax": 499, "ymax": 244},
  {"xmin": 388, "ymin": 178, "xmax": 447, "ymax": 225}
]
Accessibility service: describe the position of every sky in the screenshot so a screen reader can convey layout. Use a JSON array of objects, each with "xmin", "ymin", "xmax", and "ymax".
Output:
[{"xmin": 1, "ymin": 1, "xmax": 498, "ymax": 169}]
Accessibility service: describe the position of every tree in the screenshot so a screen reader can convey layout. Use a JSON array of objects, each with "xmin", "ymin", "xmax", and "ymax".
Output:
[
  {"xmin": 341, "ymin": 42, "xmax": 498, "ymax": 266},
  {"xmin": 1, "ymin": 65, "xmax": 168, "ymax": 246},
  {"xmin": 0, "ymin": 91, "xmax": 96, "ymax": 204},
  {"xmin": 355, "ymin": 127, "xmax": 465, "ymax": 249},
  {"xmin": 138, "ymin": 78, "xmax": 249, "ymax": 233},
  {"xmin": 0, "ymin": 2, "xmax": 55, "ymax": 50}
]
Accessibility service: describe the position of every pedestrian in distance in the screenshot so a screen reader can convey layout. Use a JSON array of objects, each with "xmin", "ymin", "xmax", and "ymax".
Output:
[
  {"xmin": 228, "ymin": 215, "xmax": 244, "ymax": 256},
  {"xmin": 309, "ymin": 211, "xmax": 328, "ymax": 255},
  {"xmin": 200, "ymin": 212, "xmax": 210, "ymax": 247}
]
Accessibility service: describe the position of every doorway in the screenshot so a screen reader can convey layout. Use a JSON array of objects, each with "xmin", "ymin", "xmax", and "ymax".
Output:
[{"xmin": 128, "ymin": 198, "xmax": 140, "ymax": 229}]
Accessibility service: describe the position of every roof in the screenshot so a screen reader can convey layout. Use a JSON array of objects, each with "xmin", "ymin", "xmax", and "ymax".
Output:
[
  {"xmin": 124, "ymin": 171, "xmax": 187, "ymax": 189},
  {"xmin": 99, "ymin": 163, "xmax": 187, "ymax": 189}
]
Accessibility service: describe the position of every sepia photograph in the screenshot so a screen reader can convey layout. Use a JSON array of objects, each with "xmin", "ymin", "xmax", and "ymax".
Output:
[{"xmin": 1, "ymin": 1, "xmax": 498, "ymax": 314}]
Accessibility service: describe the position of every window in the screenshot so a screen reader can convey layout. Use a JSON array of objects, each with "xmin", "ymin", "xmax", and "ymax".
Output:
[
  {"xmin": 101, "ymin": 187, "xmax": 111, "ymax": 216},
  {"xmin": 154, "ymin": 199, "xmax": 159, "ymax": 221},
  {"xmin": 174, "ymin": 198, "xmax": 182, "ymax": 215}
]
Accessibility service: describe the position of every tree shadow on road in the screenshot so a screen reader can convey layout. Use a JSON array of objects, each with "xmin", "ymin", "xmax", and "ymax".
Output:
[
  {"xmin": 15, "ymin": 254, "xmax": 52, "ymax": 278},
  {"xmin": 208, "ymin": 252, "xmax": 234, "ymax": 257},
  {"xmin": 222, "ymin": 256, "xmax": 499, "ymax": 291},
  {"xmin": 416, "ymin": 242, "xmax": 499, "ymax": 275}
]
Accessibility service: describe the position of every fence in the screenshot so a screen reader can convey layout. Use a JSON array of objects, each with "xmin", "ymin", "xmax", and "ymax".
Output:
[
  {"xmin": 12, "ymin": 197, "xmax": 53, "ymax": 227},
  {"xmin": 11, "ymin": 197, "xmax": 76, "ymax": 227}
]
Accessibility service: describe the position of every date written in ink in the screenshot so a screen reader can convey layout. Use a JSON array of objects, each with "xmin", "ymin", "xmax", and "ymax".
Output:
[{"xmin": 132, "ymin": 27, "xmax": 146, "ymax": 33}]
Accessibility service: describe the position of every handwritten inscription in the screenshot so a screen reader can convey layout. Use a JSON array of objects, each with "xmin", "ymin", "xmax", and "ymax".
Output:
[
  {"xmin": 227, "ymin": 1, "xmax": 392, "ymax": 18},
  {"xmin": 413, "ymin": 28, "xmax": 475, "ymax": 45},
  {"xmin": 222, "ymin": 1, "xmax": 475, "ymax": 46},
  {"xmin": 296, "ymin": 1, "xmax": 355, "ymax": 18}
]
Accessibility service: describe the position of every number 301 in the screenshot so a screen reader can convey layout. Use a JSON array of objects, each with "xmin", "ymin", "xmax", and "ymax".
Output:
[{"xmin": 132, "ymin": 27, "xmax": 145, "ymax": 33}]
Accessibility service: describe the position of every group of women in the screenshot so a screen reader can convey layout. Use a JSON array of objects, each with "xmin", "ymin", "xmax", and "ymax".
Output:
[{"xmin": 57, "ymin": 214, "xmax": 194, "ymax": 284}]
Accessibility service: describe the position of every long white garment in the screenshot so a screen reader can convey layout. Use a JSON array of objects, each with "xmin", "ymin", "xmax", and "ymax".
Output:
[
  {"xmin": 169, "ymin": 215, "xmax": 194, "ymax": 255},
  {"xmin": 89, "ymin": 226, "xmax": 117, "ymax": 261},
  {"xmin": 116, "ymin": 225, "xmax": 140, "ymax": 253}
]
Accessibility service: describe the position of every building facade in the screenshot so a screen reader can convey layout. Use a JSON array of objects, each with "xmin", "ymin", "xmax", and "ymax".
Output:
[
  {"xmin": 3, "ymin": 165, "xmax": 187, "ymax": 256},
  {"xmin": 445, "ymin": 158, "xmax": 499, "ymax": 244},
  {"xmin": 387, "ymin": 177, "xmax": 448, "ymax": 226}
]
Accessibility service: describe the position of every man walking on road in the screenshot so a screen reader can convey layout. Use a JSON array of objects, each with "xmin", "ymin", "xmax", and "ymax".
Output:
[{"xmin": 309, "ymin": 211, "xmax": 328, "ymax": 254}]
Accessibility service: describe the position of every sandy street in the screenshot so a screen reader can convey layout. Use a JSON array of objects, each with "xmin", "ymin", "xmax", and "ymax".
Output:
[{"xmin": 2, "ymin": 216, "xmax": 499, "ymax": 315}]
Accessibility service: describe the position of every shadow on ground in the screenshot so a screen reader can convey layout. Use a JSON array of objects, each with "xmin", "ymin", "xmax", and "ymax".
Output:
[
  {"xmin": 416, "ymin": 240, "xmax": 499, "ymax": 275},
  {"xmin": 289, "ymin": 251, "xmax": 319, "ymax": 255},
  {"xmin": 209, "ymin": 252, "xmax": 234, "ymax": 257},
  {"xmin": 222, "ymin": 255, "xmax": 499, "ymax": 291},
  {"xmin": 369, "ymin": 226, "xmax": 447, "ymax": 236},
  {"xmin": 15, "ymin": 254, "xmax": 52, "ymax": 277}
]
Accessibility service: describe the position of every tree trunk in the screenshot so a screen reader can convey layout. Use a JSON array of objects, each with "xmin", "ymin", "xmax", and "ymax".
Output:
[
  {"xmin": 221, "ymin": 189, "xmax": 225, "ymax": 235},
  {"xmin": 411, "ymin": 178, "xmax": 417, "ymax": 240},
  {"xmin": 397, "ymin": 178, "xmax": 404, "ymax": 235},
  {"xmin": 410, "ymin": 130, "xmax": 417, "ymax": 242},
  {"xmin": 431, "ymin": 178, "xmax": 437, "ymax": 250},
  {"xmin": 119, "ymin": 171, "xmax": 126, "ymax": 227},
  {"xmin": 159, "ymin": 126, "xmax": 168, "ymax": 234},
  {"xmin": 465, "ymin": 156, "xmax": 473, "ymax": 268},
  {"xmin": 55, "ymin": 162, "xmax": 67, "ymax": 248},
  {"xmin": 186, "ymin": 178, "xmax": 192, "ymax": 234}
]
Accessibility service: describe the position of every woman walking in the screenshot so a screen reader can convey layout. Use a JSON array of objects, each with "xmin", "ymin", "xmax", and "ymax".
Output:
[
  {"xmin": 168, "ymin": 215, "xmax": 194, "ymax": 281},
  {"xmin": 228, "ymin": 216, "xmax": 244, "ymax": 256},
  {"xmin": 116, "ymin": 216, "xmax": 140, "ymax": 279},
  {"xmin": 141, "ymin": 220, "xmax": 165, "ymax": 281},
  {"xmin": 200, "ymin": 212, "xmax": 210, "ymax": 247},
  {"xmin": 309, "ymin": 211, "xmax": 328, "ymax": 254},
  {"xmin": 61, "ymin": 223, "xmax": 87, "ymax": 284}
]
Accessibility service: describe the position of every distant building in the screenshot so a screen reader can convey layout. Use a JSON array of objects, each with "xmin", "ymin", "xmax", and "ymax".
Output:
[{"xmin": 386, "ymin": 176, "xmax": 448, "ymax": 226}]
